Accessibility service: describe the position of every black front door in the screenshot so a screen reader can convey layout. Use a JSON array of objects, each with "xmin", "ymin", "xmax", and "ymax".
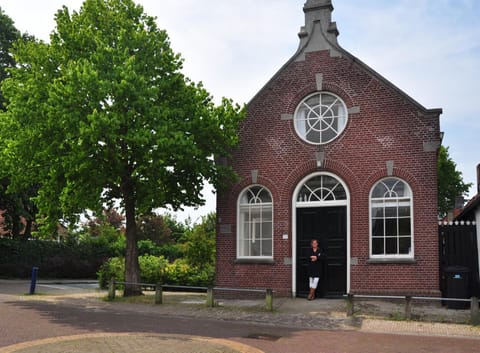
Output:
[{"xmin": 296, "ymin": 206, "xmax": 347, "ymax": 298}]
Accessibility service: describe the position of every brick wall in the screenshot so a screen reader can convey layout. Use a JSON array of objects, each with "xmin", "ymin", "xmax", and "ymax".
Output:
[{"xmin": 216, "ymin": 49, "xmax": 441, "ymax": 297}]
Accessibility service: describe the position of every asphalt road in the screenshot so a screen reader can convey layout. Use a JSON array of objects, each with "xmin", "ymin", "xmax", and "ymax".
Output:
[{"xmin": 0, "ymin": 281, "xmax": 479, "ymax": 353}]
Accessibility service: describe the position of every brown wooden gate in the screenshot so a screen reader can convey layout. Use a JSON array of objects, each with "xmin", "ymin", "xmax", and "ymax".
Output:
[{"xmin": 439, "ymin": 222, "xmax": 479, "ymax": 298}]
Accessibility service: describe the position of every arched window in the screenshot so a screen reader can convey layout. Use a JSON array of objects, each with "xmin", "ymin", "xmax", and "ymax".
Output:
[
  {"xmin": 297, "ymin": 174, "xmax": 347, "ymax": 203},
  {"xmin": 238, "ymin": 186, "xmax": 273, "ymax": 258},
  {"xmin": 370, "ymin": 178, "xmax": 413, "ymax": 258}
]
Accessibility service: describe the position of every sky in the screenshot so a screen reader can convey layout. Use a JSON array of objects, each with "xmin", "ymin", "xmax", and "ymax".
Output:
[{"xmin": 1, "ymin": 0, "xmax": 479, "ymax": 223}]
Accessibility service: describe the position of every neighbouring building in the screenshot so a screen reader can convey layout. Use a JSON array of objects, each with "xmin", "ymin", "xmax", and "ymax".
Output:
[
  {"xmin": 216, "ymin": 0, "xmax": 442, "ymax": 297},
  {"xmin": 453, "ymin": 164, "xmax": 480, "ymax": 294},
  {"xmin": 455, "ymin": 164, "xmax": 480, "ymax": 234}
]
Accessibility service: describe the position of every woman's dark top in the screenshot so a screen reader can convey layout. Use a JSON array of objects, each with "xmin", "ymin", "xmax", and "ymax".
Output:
[{"xmin": 307, "ymin": 248, "xmax": 322, "ymax": 278}]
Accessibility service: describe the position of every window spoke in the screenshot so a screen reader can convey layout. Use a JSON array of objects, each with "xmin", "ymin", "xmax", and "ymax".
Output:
[
  {"xmin": 322, "ymin": 98, "xmax": 339, "ymax": 117},
  {"xmin": 303, "ymin": 102, "xmax": 321, "ymax": 118}
]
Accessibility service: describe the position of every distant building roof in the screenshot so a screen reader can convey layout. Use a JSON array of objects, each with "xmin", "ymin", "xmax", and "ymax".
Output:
[{"xmin": 455, "ymin": 194, "xmax": 480, "ymax": 221}]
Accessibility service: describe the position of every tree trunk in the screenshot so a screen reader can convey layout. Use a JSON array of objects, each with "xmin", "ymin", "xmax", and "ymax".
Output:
[
  {"xmin": 122, "ymin": 178, "xmax": 142, "ymax": 296},
  {"xmin": 11, "ymin": 215, "xmax": 20, "ymax": 238},
  {"xmin": 24, "ymin": 219, "xmax": 32, "ymax": 239}
]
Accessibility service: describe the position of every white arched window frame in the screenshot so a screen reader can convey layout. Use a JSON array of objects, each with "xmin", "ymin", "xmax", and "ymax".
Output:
[
  {"xmin": 296, "ymin": 174, "xmax": 348, "ymax": 205},
  {"xmin": 369, "ymin": 178, "xmax": 414, "ymax": 259},
  {"xmin": 294, "ymin": 92, "xmax": 348, "ymax": 145},
  {"xmin": 291, "ymin": 172, "xmax": 351, "ymax": 296},
  {"xmin": 237, "ymin": 185, "xmax": 273, "ymax": 259}
]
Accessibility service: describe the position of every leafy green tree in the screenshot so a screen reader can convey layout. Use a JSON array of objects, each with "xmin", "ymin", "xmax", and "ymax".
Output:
[
  {"xmin": 0, "ymin": 9, "xmax": 38, "ymax": 238},
  {"xmin": 182, "ymin": 212, "xmax": 216, "ymax": 268},
  {"xmin": 137, "ymin": 213, "xmax": 172, "ymax": 246},
  {"xmin": 162, "ymin": 213, "xmax": 189, "ymax": 242},
  {"xmin": 438, "ymin": 146, "xmax": 472, "ymax": 218},
  {"xmin": 0, "ymin": 7, "xmax": 20, "ymax": 109},
  {"xmin": 86, "ymin": 208, "xmax": 125, "ymax": 237},
  {"xmin": 1, "ymin": 0, "xmax": 243, "ymax": 295},
  {"xmin": 0, "ymin": 179, "xmax": 38, "ymax": 238}
]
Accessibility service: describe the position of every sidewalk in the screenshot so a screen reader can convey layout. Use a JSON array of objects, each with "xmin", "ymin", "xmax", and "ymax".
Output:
[
  {"xmin": 0, "ymin": 282, "xmax": 479, "ymax": 353},
  {"xmin": 0, "ymin": 279, "xmax": 98, "ymax": 295}
]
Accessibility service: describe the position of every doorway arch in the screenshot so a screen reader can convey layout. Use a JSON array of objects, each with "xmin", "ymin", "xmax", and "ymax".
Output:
[{"xmin": 291, "ymin": 172, "xmax": 350, "ymax": 297}]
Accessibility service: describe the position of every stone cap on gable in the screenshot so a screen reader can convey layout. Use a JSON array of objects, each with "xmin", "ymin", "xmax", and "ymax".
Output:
[
  {"xmin": 247, "ymin": 1, "xmax": 443, "ymax": 117},
  {"xmin": 297, "ymin": 0, "xmax": 341, "ymax": 59}
]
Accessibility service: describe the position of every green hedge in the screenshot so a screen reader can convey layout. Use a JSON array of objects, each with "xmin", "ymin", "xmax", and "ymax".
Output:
[
  {"xmin": 0, "ymin": 238, "xmax": 114, "ymax": 279},
  {"xmin": 0, "ymin": 231, "xmax": 210, "ymax": 285}
]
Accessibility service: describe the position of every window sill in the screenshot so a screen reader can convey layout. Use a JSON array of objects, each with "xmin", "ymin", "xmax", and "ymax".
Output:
[
  {"xmin": 367, "ymin": 258, "xmax": 417, "ymax": 264},
  {"xmin": 234, "ymin": 258, "xmax": 275, "ymax": 265}
]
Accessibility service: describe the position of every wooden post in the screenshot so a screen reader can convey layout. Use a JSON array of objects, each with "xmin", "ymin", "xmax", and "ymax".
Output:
[
  {"xmin": 471, "ymin": 297, "xmax": 480, "ymax": 325},
  {"xmin": 266, "ymin": 289, "xmax": 274, "ymax": 312},
  {"xmin": 155, "ymin": 283, "xmax": 163, "ymax": 304},
  {"xmin": 405, "ymin": 296, "xmax": 412, "ymax": 320},
  {"xmin": 206, "ymin": 287, "xmax": 214, "ymax": 307},
  {"xmin": 108, "ymin": 278, "xmax": 116, "ymax": 301},
  {"xmin": 346, "ymin": 294, "xmax": 354, "ymax": 317}
]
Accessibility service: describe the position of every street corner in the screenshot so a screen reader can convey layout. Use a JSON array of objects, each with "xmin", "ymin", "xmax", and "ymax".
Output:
[{"xmin": 0, "ymin": 333, "xmax": 265, "ymax": 353}]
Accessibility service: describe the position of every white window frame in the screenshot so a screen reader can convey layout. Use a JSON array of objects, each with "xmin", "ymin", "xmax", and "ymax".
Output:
[
  {"xmin": 296, "ymin": 174, "xmax": 347, "ymax": 207},
  {"xmin": 237, "ymin": 185, "xmax": 274, "ymax": 259},
  {"xmin": 369, "ymin": 177, "xmax": 414, "ymax": 259},
  {"xmin": 294, "ymin": 91, "xmax": 348, "ymax": 145}
]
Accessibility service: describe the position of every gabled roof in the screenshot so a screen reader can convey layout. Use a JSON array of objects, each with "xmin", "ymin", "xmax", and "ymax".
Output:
[
  {"xmin": 455, "ymin": 194, "xmax": 480, "ymax": 221},
  {"xmin": 249, "ymin": 0, "xmax": 443, "ymax": 117}
]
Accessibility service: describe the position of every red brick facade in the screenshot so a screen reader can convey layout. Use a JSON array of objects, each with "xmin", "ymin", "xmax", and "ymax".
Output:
[{"xmin": 216, "ymin": 1, "xmax": 442, "ymax": 297}]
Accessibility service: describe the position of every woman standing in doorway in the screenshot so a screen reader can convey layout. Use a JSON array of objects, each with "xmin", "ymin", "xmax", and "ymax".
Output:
[{"xmin": 307, "ymin": 239, "xmax": 322, "ymax": 300}]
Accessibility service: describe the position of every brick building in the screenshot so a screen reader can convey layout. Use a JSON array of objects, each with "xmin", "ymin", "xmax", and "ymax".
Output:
[{"xmin": 216, "ymin": 0, "xmax": 442, "ymax": 297}]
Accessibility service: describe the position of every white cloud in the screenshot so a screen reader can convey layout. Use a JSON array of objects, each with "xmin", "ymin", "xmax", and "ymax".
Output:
[
  {"xmin": 335, "ymin": 0, "xmax": 480, "ymax": 196},
  {"xmin": 1, "ymin": 0, "xmax": 479, "ymax": 217},
  {"xmin": 143, "ymin": 0, "xmax": 302, "ymax": 104}
]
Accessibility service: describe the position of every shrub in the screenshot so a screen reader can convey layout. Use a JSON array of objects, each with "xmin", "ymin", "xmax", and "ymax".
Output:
[
  {"xmin": 181, "ymin": 213, "xmax": 215, "ymax": 268},
  {"xmin": 157, "ymin": 243, "xmax": 184, "ymax": 261},
  {"xmin": 164, "ymin": 258, "xmax": 214, "ymax": 287},
  {"xmin": 139, "ymin": 255, "xmax": 168, "ymax": 284},
  {"xmin": 137, "ymin": 240, "xmax": 162, "ymax": 256},
  {"xmin": 97, "ymin": 255, "xmax": 214, "ymax": 289},
  {"xmin": 138, "ymin": 240, "xmax": 184, "ymax": 261},
  {"xmin": 97, "ymin": 257, "xmax": 124, "ymax": 289},
  {"xmin": 108, "ymin": 236, "xmax": 126, "ymax": 257}
]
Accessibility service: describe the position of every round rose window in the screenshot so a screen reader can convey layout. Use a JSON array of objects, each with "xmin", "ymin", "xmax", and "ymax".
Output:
[{"xmin": 294, "ymin": 92, "xmax": 348, "ymax": 144}]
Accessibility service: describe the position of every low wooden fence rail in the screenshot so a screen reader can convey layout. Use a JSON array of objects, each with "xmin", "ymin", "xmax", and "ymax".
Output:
[
  {"xmin": 106, "ymin": 280, "xmax": 478, "ymax": 322},
  {"xmin": 108, "ymin": 279, "xmax": 274, "ymax": 311},
  {"xmin": 345, "ymin": 294, "xmax": 480, "ymax": 325}
]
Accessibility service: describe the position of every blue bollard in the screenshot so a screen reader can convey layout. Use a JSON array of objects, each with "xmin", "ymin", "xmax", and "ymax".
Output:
[{"xmin": 29, "ymin": 267, "xmax": 39, "ymax": 295}]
